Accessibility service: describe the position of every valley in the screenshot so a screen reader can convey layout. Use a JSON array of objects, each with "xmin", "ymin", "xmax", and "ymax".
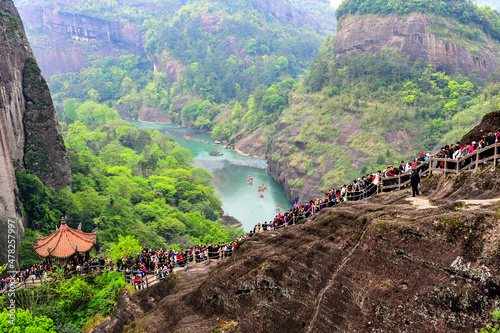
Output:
[{"xmin": 2, "ymin": 0, "xmax": 500, "ymax": 332}]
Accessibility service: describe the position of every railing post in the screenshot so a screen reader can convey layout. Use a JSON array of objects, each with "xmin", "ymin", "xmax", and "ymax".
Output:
[
  {"xmin": 494, "ymin": 144, "xmax": 498, "ymax": 168},
  {"xmin": 145, "ymin": 276, "xmax": 149, "ymax": 288},
  {"xmin": 475, "ymin": 150, "xmax": 479, "ymax": 170}
]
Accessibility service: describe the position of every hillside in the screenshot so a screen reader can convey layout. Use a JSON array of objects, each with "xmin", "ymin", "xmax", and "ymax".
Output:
[
  {"xmin": 13, "ymin": 0, "xmax": 333, "ymax": 127},
  {"xmin": 93, "ymin": 165, "xmax": 500, "ymax": 332},
  {"xmin": 267, "ymin": 0, "xmax": 500, "ymax": 203}
]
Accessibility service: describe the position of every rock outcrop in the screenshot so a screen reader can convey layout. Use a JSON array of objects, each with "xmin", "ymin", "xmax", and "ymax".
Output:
[
  {"xmin": 234, "ymin": 130, "xmax": 266, "ymax": 159},
  {"xmin": 0, "ymin": 0, "xmax": 71, "ymax": 267},
  {"xmin": 138, "ymin": 107, "xmax": 171, "ymax": 124},
  {"xmin": 251, "ymin": 0, "xmax": 320, "ymax": 30},
  {"xmin": 16, "ymin": 4, "xmax": 144, "ymax": 79},
  {"xmin": 93, "ymin": 168, "xmax": 500, "ymax": 332},
  {"xmin": 335, "ymin": 12, "xmax": 500, "ymax": 77},
  {"xmin": 460, "ymin": 110, "xmax": 500, "ymax": 145},
  {"xmin": 209, "ymin": 150, "xmax": 223, "ymax": 156}
]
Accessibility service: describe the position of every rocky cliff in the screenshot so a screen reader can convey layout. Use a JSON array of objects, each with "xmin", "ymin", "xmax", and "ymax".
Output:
[
  {"xmin": 335, "ymin": 12, "xmax": 500, "ymax": 77},
  {"xmin": 0, "ymin": 0, "xmax": 71, "ymax": 266},
  {"xmin": 251, "ymin": 0, "xmax": 320, "ymax": 31},
  {"xmin": 460, "ymin": 110, "xmax": 500, "ymax": 145},
  {"xmin": 138, "ymin": 107, "xmax": 171, "ymax": 124},
  {"xmin": 15, "ymin": 4, "xmax": 144, "ymax": 79},
  {"xmin": 94, "ymin": 167, "xmax": 500, "ymax": 332}
]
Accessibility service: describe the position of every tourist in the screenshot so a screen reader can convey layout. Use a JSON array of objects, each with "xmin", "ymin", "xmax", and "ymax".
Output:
[{"xmin": 410, "ymin": 169, "xmax": 420, "ymax": 197}]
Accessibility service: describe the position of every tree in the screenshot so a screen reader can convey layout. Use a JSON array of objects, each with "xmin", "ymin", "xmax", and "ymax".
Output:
[
  {"xmin": 64, "ymin": 99, "xmax": 78, "ymax": 122},
  {"xmin": 0, "ymin": 308, "xmax": 56, "ymax": 333},
  {"xmin": 275, "ymin": 56, "xmax": 289, "ymax": 71},
  {"xmin": 151, "ymin": 217, "xmax": 187, "ymax": 241},
  {"xmin": 246, "ymin": 39, "xmax": 258, "ymax": 54},
  {"xmin": 106, "ymin": 235, "xmax": 142, "ymax": 263},
  {"xmin": 262, "ymin": 87, "xmax": 286, "ymax": 115}
]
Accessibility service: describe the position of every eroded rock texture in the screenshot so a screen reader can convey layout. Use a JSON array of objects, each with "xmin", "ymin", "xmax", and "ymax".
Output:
[
  {"xmin": 0, "ymin": 0, "xmax": 71, "ymax": 267},
  {"xmin": 94, "ymin": 168, "xmax": 500, "ymax": 333},
  {"xmin": 335, "ymin": 12, "xmax": 499, "ymax": 77},
  {"xmin": 461, "ymin": 110, "xmax": 500, "ymax": 145},
  {"xmin": 16, "ymin": 4, "xmax": 145, "ymax": 79}
]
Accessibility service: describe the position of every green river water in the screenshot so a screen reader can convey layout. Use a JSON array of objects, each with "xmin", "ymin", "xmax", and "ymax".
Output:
[{"xmin": 131, "ymin": 121, "xmax": 292, "ymax": 231}]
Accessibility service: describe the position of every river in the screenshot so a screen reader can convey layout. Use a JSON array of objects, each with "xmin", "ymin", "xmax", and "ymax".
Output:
[{"xmin": 130, "ymin": 121, "xmax": 292, "ymax": 231}]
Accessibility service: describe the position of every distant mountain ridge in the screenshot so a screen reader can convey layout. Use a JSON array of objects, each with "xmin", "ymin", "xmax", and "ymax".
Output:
[
  {"xmin": 17, "ymin": 4, "xmax": 145, "ymax": 79},
  {"xmin": 266, "ymin": 0, "xmax": 500, "ymax": 203},
  {"xmin": 13, "ymin": 0, "xmax": 333, "ymax": 127}
]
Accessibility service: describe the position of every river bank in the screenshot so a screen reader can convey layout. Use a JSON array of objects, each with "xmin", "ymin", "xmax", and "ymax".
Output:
[{"xmin": 129, "ymin": 121, "xmax": 291, "ymax": 231}]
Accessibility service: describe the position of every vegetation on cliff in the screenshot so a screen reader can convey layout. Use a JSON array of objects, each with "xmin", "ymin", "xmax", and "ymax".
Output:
[
  {"xmin": 0, "ymin": 271, "xmax": 130, "ymax": 333},
  {"xmin": 337, "ymin": 0, "xmax": 500, "ymax": 42},
  {"xmin": 269, "ymin": 32, "xmax": 500, "ymax": 193},
  {"xmin": 43, "ymin": 0, "xmax": 326, "ymax": 142},
  {"xmin": 16, "ymin": 101, "xmax": 242, "ymax": 269}
]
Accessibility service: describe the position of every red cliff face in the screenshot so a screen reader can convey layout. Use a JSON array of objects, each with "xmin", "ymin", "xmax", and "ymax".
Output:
[
  {"xmin": 16, "ymin": 5, "xmax": 145, "ymax": 79},
  {"xmin": 335, "ymin": 12, "xmax": 500, "ymax": 77}
]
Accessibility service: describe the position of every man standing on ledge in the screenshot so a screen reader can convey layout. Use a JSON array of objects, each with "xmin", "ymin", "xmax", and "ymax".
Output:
[{"xmin": 410, "ymin": 169, "xmax": 421, "ymax": 197}]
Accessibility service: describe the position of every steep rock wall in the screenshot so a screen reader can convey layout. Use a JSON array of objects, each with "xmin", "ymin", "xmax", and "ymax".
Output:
[
  {"xmin": 335, "ymin": 12, "xmax": 500, "ymax": 77},
  {"xmin": 0, "ymin": 0, "xmax": 71, "ymax": 266},
  {"xmin": 16, "ymin": 5, "xmax": 144, "ymax": 78},
  {"xmin": 460, "ymin": 110, "xmax": 500, "ymax": 145},
  {"xmin": 251, "ymin": 0, "xmax": 320, "ymax": 30}
]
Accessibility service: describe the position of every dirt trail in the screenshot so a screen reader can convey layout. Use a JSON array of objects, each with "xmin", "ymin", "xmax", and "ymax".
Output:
[
  {"xmin": 407, "ymin": 195, "xmax": 500, "ymax": 210},
  {"xmin": 407, "ymin": 196, "xmax": 436, "ymax": 209}
]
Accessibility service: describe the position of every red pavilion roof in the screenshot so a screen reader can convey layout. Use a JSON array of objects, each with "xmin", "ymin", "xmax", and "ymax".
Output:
[{"xmin": 32, "ymin": 217, "xmax": 97, "ymax": 258}]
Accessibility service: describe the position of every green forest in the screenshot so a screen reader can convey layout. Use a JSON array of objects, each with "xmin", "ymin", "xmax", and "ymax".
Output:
[
  {"xmin": 47, "ymin": 0, "xmax": 325, "ymax": 143},
  {"xmin": 0, "ymin": 268, "xmax": 133, "ymax": 333},
  {"xmin": 17, "ymin": 101, "xmax": 242, "ymax": 270},
  {"xmin": 271, "ymin": 34, "xmax": 500, "ymax": 190},
  {"xmin": 19, "ymin": 0, "xmax": 500, "ymax": 201}
]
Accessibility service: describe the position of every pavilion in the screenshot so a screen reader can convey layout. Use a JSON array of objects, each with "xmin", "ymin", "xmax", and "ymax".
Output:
[{"xmin": 32, "ymin": 217, "xmax": 97, "ymax": 261}]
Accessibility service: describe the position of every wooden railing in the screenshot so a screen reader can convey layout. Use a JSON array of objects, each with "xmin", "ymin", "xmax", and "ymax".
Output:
[
  {"xmin": 379, "ymin": 143, "xmax": 500, "ymax": 191},
  {"xmin": 123, "ymin": 251, "xmax": 234, "ymax": 290},
  {"xmin": 3, "ymin": 144, "xmax": 499, "ymax": 295},
  {"xmin": 427, "ymin": 142, "xmax": 500, "ymax": 175},
  {"xmin": 380, "ymin": 161, "xmax": 430, "ymax": 192},
  {"xmin": 0, "ymin": 265, "xmax": 112, "ymax": 295}
]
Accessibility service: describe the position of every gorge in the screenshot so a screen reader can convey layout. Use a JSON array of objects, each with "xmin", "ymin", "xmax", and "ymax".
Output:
[
  {"xmin": 131, "ymin": 121, "xmax": 291, "ymax": 231},
  {"xmin": 2, "ymin": 0, "xmax": 500, "ymax": 331}
]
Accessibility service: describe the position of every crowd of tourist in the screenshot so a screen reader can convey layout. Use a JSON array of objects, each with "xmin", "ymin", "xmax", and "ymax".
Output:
[
  {"xmin": 248, "ymin": 128, "xmax": 500, "ymax": 234},
  {"xmin": 0, "ymin": 242, "xmax": 242, "ymax": 292},
  {"xmin": 121, "ymin": 243, "xmax": 240, "ymax": 282},
  {"xmin": 2, "ymin": 129, "xmax": 499, "ymax": 293}
]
